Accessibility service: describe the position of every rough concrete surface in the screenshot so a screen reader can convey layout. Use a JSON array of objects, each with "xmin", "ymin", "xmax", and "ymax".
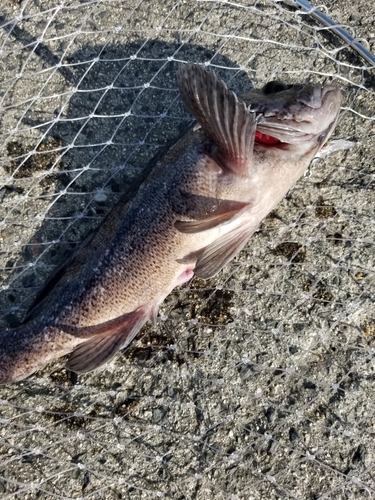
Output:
[{"xmin": 0, "ymin": 0, "xmax": 374, "ymax": 498}]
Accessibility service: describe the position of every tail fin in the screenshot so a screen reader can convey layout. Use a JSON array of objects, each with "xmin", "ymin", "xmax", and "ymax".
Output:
[{"xmin": 177, "ymin": 63, "xmax": 257, "ymax": 177}]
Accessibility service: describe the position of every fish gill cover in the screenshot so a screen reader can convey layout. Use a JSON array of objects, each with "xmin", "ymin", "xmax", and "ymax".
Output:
[{"xmin": 0, "ymin": 0, "xmax": 374, "ymax": 498}]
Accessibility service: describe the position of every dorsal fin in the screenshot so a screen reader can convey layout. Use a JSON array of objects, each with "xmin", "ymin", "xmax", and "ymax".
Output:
[{"xmin": 177, "ymin": 63, "xmax": 257, "ymax": 177}]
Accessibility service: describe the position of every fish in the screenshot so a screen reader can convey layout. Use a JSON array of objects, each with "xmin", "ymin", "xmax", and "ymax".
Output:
[{"xmin": 0, "ymin": 64, "xmax": 341, "ymax": 384}]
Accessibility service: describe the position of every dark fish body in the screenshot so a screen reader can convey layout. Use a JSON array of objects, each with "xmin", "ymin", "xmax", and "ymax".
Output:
[{"xmin": 0, "ymin": 64, "xmax": 341, "ymax": 383}]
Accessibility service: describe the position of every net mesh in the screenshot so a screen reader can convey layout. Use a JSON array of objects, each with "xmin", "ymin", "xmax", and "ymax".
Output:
[{"xmin": 0, "ymin": 0, "xmax": 374, "ymax": 498}]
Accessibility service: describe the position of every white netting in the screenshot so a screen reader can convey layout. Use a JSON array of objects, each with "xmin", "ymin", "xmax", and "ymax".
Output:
[{"xmin": 0, "ymin": 0, "xmax": 374, "ymax": 498}]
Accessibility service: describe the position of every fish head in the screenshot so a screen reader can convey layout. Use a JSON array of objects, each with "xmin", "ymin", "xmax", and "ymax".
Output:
[
  {"xmin": 240, "ymin": 79, "xmax": 342, "ymax": 159},
  {"xmin": 176, "ymin": 64, "xmax": 342, "ymax": 220}
]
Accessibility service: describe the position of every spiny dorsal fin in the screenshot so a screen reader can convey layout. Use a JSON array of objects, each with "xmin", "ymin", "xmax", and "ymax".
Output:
[{"xmin": 177, "ymin": 63, "xmax": 257, "ymax": 177}]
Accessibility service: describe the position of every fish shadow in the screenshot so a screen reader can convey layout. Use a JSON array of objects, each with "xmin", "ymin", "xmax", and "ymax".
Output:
[{"xmin": 0, "ymin": 30, "xmax": 254, "ymax": 329}]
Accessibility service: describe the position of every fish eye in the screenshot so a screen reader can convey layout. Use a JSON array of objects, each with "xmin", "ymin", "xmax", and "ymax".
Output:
[{"xmin": 263, "ymin": 81, "xmax": 289, "ymax": 94}]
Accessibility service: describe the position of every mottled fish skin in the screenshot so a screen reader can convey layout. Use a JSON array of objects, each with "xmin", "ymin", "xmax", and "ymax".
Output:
[{"xmin": 0, "ymin": 64, "xmax": 341, "ymax": 383}]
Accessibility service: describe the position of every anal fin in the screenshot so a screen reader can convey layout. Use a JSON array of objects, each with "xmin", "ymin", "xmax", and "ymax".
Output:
[{"xmin": 64, "ymin": 305, "xmax": 152, "ymax": 373}]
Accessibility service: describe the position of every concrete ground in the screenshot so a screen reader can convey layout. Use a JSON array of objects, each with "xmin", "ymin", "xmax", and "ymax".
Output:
[{"xmin": 0, "ymin": 0, "xmax": 374, "ymax": 498}]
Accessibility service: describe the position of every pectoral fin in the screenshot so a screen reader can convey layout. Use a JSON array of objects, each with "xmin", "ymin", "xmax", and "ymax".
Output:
[
  {"xmin": 194, "ymin": 224, "xmax": 256, "ymax": 279},
  {"xmin": 177, "ymin": 63, "xmax": 257, "ymax": 177},
  {"xmin": 64, "ymin": 305, "xmax": 152, "ymax": 373}
]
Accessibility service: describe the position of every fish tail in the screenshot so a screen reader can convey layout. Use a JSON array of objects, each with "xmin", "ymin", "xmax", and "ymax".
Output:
[{"xmin": 0, "ymin": 324, "xmax": 61, "ymax": 384}]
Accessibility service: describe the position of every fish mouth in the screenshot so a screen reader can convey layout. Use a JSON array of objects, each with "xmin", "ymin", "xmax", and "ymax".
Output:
[{"xmin": 244, "ymin": 83, "xmax": 341, "ymax": 148}]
